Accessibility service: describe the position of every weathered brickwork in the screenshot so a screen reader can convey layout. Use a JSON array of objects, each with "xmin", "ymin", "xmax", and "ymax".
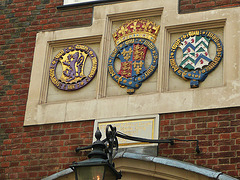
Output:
[
  {"xmin": 0, "ymin": 121, "xmax": 94, "ymax": 179},
  {"xmin": 179, "ymin": 0, "xmax": 240, "ymax": 13},
  {"xmin": 0, "ymin": 0, "xmax": 93, "ymax": 105},
  {"xmin": 159, "ymin": 108, "xmax": 240, "ymax": 178},
  {"xmin": 0, "ymin": 0, "xmax": 240, "ymax": 179},
  {"xmin": 0, "ymin": 0, "xmax": 94, "ymax": 179}
]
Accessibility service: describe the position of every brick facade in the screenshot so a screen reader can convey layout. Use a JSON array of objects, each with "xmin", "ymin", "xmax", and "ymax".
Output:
[
  {"xmin": 0, "ymin": 121, "xmax": 94, "ymax": 179},
  {"xmin": 159, "ymin": 108, "xmax": 240, "ymax": 178},
  {"xmin": 0, "ymin": 0, "xmax": 94, "ymax": 179},
  {"xmin": 0, "ymin": 0, "xmax": 240, "ymax": 179},
  {"xmin": 179, "ymin": 0, "xmax": 240, "ymax": 13}
]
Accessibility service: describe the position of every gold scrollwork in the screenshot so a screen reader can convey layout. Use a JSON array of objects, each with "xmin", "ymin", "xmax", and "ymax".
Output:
[{"xmin": 118, "ymin": 76, "xmax": 126, "ymax": 88}]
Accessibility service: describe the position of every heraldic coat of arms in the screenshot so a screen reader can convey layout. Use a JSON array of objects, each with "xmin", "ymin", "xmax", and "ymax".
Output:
[
  {"xmin": 108, "ymin": 19, "xmax": 160, "ymax": 94},
  {"xmin": 170, "ymin": 30, "xmax": 223, "ymax": 88},
  {"xmin": 49, "ymin": 45, "xmax": 98, "ymax": 91}
]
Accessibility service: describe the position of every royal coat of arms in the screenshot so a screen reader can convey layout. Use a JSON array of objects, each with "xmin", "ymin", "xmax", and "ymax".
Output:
[
  {"xmin": 49, "ymin": 45, "xmax": 98, "ymax": 91},
  {"xmin": 170, "ymin": 30, "xmax": 223, "ymax": 88},
  {"xmin": 108, "ymin": 19, "xmax": 160, "ymax": 94}
]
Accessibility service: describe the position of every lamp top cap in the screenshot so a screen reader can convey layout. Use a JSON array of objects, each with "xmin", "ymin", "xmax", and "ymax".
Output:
[{"xmin": 95, "ymin": 127, "xmax": 102, "ymax": 141}]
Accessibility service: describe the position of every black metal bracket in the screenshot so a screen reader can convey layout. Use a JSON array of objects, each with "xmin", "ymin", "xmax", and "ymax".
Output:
[{"xmin": 76, "ymin": 125, "xmax": 200, "ymax": 163}]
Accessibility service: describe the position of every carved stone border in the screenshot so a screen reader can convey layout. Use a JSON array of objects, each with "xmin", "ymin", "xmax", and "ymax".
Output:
[
  {"xmin": 39, "ymin": 35, "xmax": 102, "ymax": 103},
  {"xmin": 99, "ymin": 7, "xmax": 163, "ymax": 98},
  {"xmin": 24, "ymin": 0, "xmax": 240, "ymax": 126},
  {"xmin": 161, "ymin": 19, "xmax": 226, "ymax": 92}
]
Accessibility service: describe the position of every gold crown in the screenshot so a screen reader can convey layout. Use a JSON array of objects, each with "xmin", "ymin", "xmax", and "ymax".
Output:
[{"xmin": 113, "ymin": 19, "xmax": 160, "ymax": 46}]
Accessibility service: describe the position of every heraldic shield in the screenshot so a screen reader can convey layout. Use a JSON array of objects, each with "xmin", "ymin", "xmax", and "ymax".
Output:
[
  {"xmin": 49, "ymin": 45, "xmax": 98, "ymax": 91},
  {"xmin": 108, "ymin": 19, "xmax": 160, "ymax": 94},
  {"xmin": 170, "ymin": 30, "xmax": 223, "ymax": 88}
]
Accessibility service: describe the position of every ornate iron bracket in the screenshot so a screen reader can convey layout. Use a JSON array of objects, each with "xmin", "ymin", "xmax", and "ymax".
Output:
[{"xmin": 76, "ymin": 125, "xmax": 200, "ymax": 164}]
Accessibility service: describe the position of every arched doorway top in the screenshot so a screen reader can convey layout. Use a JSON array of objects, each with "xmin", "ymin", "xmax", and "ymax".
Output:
[
  {"xmin": 42, "ymin": 152, "xmax": 238, "ymax": 180},
  {"xmin": 114, "ymin": 152, "xmax": 237, "ymax": 180}
]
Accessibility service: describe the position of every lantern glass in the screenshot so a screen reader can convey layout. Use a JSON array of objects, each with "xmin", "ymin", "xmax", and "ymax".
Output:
[
  {"xmin": 75, "ymin": 166, "xmax": 104, "ymax": 180},
  {"xmin": 74, "ymin": 164, "xmax": 118, "ymax": 180}
]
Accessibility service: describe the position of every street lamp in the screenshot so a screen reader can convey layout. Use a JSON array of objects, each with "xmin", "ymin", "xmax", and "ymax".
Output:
[
  {"xmin": 70, "ymin": 127, "xmax": 122, "ymax": 180},
  {"xmin": 71, "ymin": 125, "xmax": 200, "ymax": 180}
]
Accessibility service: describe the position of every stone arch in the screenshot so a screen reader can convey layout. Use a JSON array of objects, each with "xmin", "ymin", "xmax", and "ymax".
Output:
[
  {"xmin": 42, "ymin": 152, "xmax": 237, "ymax": 180},
  {"xmin": 113, "ymin": 152, "xmax": 237, "ymax": 180}
]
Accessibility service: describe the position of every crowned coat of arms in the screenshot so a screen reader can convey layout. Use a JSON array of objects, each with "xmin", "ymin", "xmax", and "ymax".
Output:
[
  {"xmin": 170, "ymin": 30, "xmax": 223, "ymax": 88},
  {"xmin": 108, "ymin": 19, "xmax": 160, "ymax": 94}
]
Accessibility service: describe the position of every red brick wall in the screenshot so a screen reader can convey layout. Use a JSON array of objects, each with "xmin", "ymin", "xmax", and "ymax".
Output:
[
  {"xmin": 0, "ymin": 121, "xmax": 94, "ymax": 179},
  {"xmin": 0, "ymin": 0, "xmax": 94, "ymax": 179},
  {"xmin": 0, "ymin": 0, "xmax": 240, "ymax": 179},
  {"xmin": 159, "ymin": 108, "xmax": 240, "ymax": 178},
  {"xmin": 179, "ymin": 0, "xmax": 240, "ymax": 13}
]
